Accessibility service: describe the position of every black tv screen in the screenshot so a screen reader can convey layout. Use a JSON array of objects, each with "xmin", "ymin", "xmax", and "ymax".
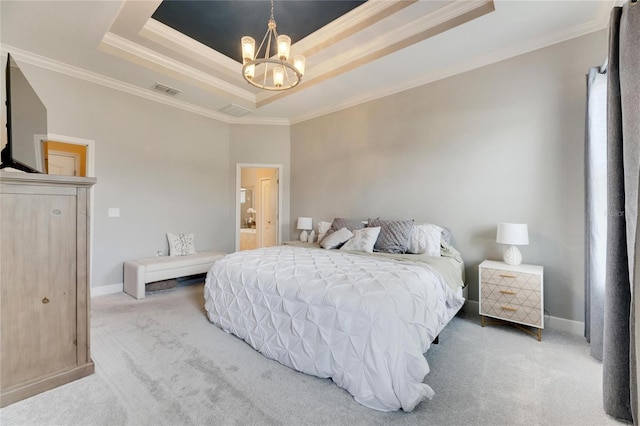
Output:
[{"xmin": 1, "ymin": 53, "xmax": 47, "ymax": 173}]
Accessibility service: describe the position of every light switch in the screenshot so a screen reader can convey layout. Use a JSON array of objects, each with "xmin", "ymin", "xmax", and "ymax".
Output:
[{"xmin": 108, "ymin": 208, "xmax": 120, "ymax": 218}]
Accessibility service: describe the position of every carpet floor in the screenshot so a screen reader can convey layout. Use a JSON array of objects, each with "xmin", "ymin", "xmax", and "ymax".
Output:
[{"xmin": 0, "ymin": 283, "xmax": 627, "ymax": 425}]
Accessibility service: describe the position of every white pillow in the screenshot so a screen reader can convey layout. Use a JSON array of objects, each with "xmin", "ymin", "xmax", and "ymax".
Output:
[
  {"xmin": 167, "ymin": 233, "xmax": 196, "ymax": 256},
  {"xmin": 407, "ymin": 224, "xmax": 442, "ymax": 256},
  {"xmin": 340, "ymin": 227, "xmax": 381, "ymax": 253},
  {"xmin": 317, "ymin": 221, "xmax": 332, "ymax": 243},
  {"xmin": 320, "ymin": 227, "xmax": 353, "ymax": 249}
]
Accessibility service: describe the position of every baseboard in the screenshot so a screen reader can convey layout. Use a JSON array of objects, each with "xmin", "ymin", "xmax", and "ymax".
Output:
[
  {"xmin": 463, "ymin": 300, "xmax": 584, "ymax": 336},
  {"xmin": 91, "ymin": 283, "xmax": 123, "ymax": 297}
]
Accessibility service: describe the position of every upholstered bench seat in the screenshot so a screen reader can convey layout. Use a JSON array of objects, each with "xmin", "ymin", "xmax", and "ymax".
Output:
[{"xmin": 124, "ymin": 251, "xmax": 225, "ymax": 299}]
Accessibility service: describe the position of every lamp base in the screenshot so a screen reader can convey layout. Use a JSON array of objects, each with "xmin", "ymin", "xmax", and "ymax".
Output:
[
  {"xmin": 299, "ymin": 230, "xmax": 308, "ymax": 242},
  {"xmin": 503, "ymin": 245, "xmax": 522, "ymax": 265}
]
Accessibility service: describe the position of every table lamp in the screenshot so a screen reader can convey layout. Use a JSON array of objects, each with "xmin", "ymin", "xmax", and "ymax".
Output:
[
  {"xmin": 496, "ymin": 223, "xmax": 529, "ymax": 265},
  {"xmin": 297, "ymin": 217, "xmax": 313, "ymax": 242}
]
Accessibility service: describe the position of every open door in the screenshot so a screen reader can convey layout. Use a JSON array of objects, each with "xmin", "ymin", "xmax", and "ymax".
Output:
[{"xmin": 237, "ymin": 164, "xmax": 282, "ymax": 252}]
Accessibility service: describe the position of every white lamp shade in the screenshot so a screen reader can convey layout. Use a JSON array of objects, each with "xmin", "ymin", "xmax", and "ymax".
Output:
[
  {"xmin": 297, "ymin": 217, "xmax": 312, "ymax": 230},
  {"xmin": 496, "ymin": 223, "xmax": 529, "ymax": 245}
]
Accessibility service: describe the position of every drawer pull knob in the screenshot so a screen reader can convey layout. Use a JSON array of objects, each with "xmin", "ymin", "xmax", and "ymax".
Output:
[
  {"xmin": 42, "ymin": 297, "xmax": 50, "ymax": 304},
  {"xmin": 499, "ymin": 274, "xmax": 516, "ymax": 279},
  {"xmin": 501, "ymin": 305, "xmax": 517, "ymax": 312},
  {"xmin": 500, "ymin": 290, "xmax": 516, "ymax": 295}
]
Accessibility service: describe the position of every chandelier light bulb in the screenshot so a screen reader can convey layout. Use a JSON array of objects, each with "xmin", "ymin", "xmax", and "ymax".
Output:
[
  {"xmin": 273, "ymin": 66, "xmax": 285, "ymax": 88},
  {"xmin": 244, "ymin": 64, "xmax": 255, "ymax": 80},
  {"xmin": 241, "ymin": 36, "xmax": 255, "ymax": 64},
  {"xmin": 293, "ymin": 55, "xmax": 306, "ymax": 76},
  {"xmin": 277, "ymin": 35, "xmax": 291, "ymax": 60}
]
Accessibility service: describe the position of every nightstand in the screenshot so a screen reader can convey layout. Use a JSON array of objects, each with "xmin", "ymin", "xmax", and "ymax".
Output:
[{"xmin": 479, "ymin": 260, "xmax": 544, "ymax": 341}]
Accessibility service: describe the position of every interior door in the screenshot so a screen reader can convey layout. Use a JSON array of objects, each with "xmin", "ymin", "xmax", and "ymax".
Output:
[{"xmin": 259, "ymin": 174, "xmax": 278, "ymax": 248}]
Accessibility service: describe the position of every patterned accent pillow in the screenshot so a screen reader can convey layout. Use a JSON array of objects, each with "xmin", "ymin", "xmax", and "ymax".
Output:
[
  {"xmin": 167, "ymin": 233, "xmax": 196, "ymax": 256},
  {"xmin": 324, "ymin": 218, "xmax": 365, "ymax": 240},
  {"xmin": 407, "ymin": 223, "xmax": 442, "ymax": 256},
  {"xmin": 320, "ymin": 227, "xmax": 353, "ymax": 249},
  {"xmin": 340, "ymin": 227, "xmax": 381, "ymax": 253},
  {"xmin": 368, "ymin": 218, "xmax": 415, "ymax": 254}
]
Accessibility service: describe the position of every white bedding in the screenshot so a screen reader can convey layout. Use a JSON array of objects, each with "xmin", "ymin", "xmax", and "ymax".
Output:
[{"xmin": 204, "ymin": 245, "xmax": 465, "ymax": 412}]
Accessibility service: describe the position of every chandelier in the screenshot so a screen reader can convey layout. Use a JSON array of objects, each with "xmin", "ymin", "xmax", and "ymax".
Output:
[{"xmin": 241, "ymin": 0, "xmax": 305, "ymax": 91}]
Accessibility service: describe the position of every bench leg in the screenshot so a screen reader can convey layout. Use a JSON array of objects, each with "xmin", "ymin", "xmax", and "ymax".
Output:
[{"xmin": 124, "ymin": 262, "xmax": 145, "ymax": 300}]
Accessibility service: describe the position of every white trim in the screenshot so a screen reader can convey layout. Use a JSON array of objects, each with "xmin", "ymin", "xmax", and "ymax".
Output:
[
  {"xmin": 98, "ymin": 32, "xmax": 254, "ymax": 103},
  {"xmin": 33, "ymin": 134, "xmax": 46, "ymax": 172},
  {"xmin": 235, "ymin": 164, "xmax": 283, "ymax": 252},
  {"xmin": 46, "ymin": 134, "xmax": 97, "ymax": 291},
  {"xmin": 289, "ymin": 16, "xmax": 609, "ymax": 125},
  {"xmin": 463, "ymin": 300, "xmax": 584, "ymax": 337},
  {"xmin": 1, "ymin": 45, "xmax": 288, "ymax": 125},
  {"xmin": 91, "ymin": 282, "xmax": 123, "ymax": 297}
]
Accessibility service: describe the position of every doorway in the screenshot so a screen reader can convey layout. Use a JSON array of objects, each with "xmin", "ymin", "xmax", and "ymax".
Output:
[
  {"xmin": 42, "ymin": 139, "xmax": 89, "ymax": 177},
  {"xmin": 236, "ymin": 164, "xmax": 282, "ymax": 252}
]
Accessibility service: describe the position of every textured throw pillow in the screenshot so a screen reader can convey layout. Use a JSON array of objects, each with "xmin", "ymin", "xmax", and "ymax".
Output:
[
  {"xmin": 320, "ymin": 227, "xmax": 353, "ymax": 249},
  {"xmin": 340, "ymin": 227, "xmax": 381, "ymax": 253},
  {"xmin": 368, "ymin": 218, "xmax": 415, "ymax": 254},
  {"xmin": 324, "ymin": 217, "xmax": 365, "ymax": 240},
  {"xmin": 441, "ymin": 227, "xmax": 452, "ymax": 245},
  {"xmin": 317, "ymin": 221, "xmax": 332, "ymax": 243},
  {"xmin": 407, "ymin": 223, "xmax": 442, "ymax": 256},
  {"xmin": 167, "ymin": 233, "xmax": 196, "ymax": 256}
]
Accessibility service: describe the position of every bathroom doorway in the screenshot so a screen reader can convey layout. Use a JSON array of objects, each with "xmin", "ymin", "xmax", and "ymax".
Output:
[{"xmin": 236, "ymin": 164, "xmax": 281, "ymax": 252}]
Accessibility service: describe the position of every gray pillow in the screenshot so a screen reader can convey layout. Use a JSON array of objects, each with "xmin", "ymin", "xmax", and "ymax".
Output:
[
  {"xmin": 324, "ymin": 218, "xmax": 365, "ymax": 240},
  {"xmin": 368, "ymin": 218, "xmax": 415, "ymax": 254}
]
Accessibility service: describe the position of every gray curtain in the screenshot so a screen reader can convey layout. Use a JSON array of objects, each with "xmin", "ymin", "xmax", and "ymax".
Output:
[
  {"xmin": 585, "ymin": 67, "xmax": 607, "ymax": 361},
  {"xmin": 604, "ymin": 2, "xmax": 639, "ymax": 422}
]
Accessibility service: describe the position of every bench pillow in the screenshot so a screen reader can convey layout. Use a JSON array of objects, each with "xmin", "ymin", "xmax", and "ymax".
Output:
[{"xmin": 167, "ymin": 233, "xmax": 196, "ymax": 256}]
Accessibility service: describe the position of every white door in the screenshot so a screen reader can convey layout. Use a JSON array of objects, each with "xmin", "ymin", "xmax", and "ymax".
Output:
[
  {"xmin": 47, "ymin": 151, "xmax": 78, "ymax": 176},
  {"xmin": 259, "ymin": 175, "xmax": 277, "ymax": 248}
]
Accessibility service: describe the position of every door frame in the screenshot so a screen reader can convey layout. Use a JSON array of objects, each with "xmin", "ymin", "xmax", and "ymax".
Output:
[
  {"xmin": 236, "ymin": 163, "xmax": 282, "ymax": 252},
  {"xmin": 45, "ymin": 134, "xmax": 96, "ymax": 293}
]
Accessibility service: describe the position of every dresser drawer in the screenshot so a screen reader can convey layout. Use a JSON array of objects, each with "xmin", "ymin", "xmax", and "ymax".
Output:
[
  {"xmin": 480, "ymin": 281, "xmax": 541, "ymax": 308},
  {"xmin": 481, "ymin": 299, "xmax": 542, "ymax": 327},
  {"xmin": 481, "ymin": 267, "xmax": 541, "ymax": 291}
]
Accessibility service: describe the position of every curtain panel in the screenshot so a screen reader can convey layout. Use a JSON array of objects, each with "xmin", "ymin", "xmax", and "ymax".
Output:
[
  {"xmin": 585, "ymin": 67, "xmax": 608, "ymax": 361},
  {"xmin": 604, "ymin": 2, "xmax": 639, "ymax": 422}
]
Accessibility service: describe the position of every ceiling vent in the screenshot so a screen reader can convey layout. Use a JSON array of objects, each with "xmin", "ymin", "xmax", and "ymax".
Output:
[
  {"xmin": 151, "ymin": 82, "xmax": 181, "ymax": 96},
  {"xmin": 219, "ymin": 104, "xmax": 252, "ymax": 117}
]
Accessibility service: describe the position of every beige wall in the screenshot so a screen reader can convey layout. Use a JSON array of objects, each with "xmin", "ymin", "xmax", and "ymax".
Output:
[
  {"xmin": 290, "ymin": 30, "xmax": 608, "ymax": 323},
  {"xmin": 230, "ymin": 124, "xmax": 291, "ymax": 245}
]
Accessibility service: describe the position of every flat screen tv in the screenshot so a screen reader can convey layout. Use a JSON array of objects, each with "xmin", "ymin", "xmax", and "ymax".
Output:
[{"xmin": 1, "ymin": 53, "xmax": 47, "ymax": 173}]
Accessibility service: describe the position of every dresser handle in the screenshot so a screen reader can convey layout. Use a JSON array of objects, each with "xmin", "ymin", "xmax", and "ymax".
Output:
[
  {"xmin": 499, "ymin": 274, "xmax": 516, "ymax": 279},
  {"xmin": 501, "ymin": 305, "xmax": 517, "ymax": 312},
  {"xmin": 500, "ymin": 290, "xmax": 516, "ymax": 295},
  {"xmin": 42, "ymin": 297, "xmax": 50, "ymax": 304}
]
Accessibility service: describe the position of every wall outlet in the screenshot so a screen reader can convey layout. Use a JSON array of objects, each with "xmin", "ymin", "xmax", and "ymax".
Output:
[{"xmin": 108, "ymin": 208, "xmax": 120, "ymax": 218}]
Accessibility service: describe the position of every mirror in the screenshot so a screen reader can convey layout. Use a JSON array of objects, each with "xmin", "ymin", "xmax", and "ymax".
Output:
[{"xmin": 240, "ymin": 187, "xmax": 255, "ymax": 228}]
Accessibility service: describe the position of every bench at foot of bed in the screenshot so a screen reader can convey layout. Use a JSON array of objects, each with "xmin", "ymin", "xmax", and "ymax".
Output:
[{"xmin": 124, "ymin": 251, "xmax": 225, "ymax": 300}]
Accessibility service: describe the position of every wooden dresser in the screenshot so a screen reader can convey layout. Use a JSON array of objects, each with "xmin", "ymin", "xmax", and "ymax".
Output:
[
  {"xmin": 478, "ymin": 260, "xmax": 544, "ymax": 341},
  {"xmin": 1, "ymin": 172, "xmax": 96, "ymax": 407}
]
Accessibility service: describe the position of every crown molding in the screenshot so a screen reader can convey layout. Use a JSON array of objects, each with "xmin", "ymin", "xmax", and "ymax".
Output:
[
  {"xmin": 139, "ymin": 18, "xmax": 241, "ymax": 77},
  {"xmin": 98, "ymin": 32, "xmax": 254, "ymax": 104},
  {"xmin": 289, "ymin": 15, "xmax": 608, "ymax": 125},
  {"xmin": 0, "ymin": 44, "xmax": 289, "ymax": 126},
  {"xmin": 256, "ymin": 0, "xmax": 495, "ymax": 107}
]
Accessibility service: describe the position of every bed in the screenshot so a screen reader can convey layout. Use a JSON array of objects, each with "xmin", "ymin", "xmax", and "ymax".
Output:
[{"xmin": 204, "ymin": 238, "xmax": 465, "ymax": 412}]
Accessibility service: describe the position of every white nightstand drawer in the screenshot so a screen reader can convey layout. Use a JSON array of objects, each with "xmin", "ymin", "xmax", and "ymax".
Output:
[
  {"xmin": 481, "ymin": 299, "xmax": 542, "ymax": 327},
  {"xmin": 480, "ymin": 268, "xmax": 541, "ymax": 291},
  {"xmin": 480, "ymin": 282, "xmax": 541, "ymax": 308}
]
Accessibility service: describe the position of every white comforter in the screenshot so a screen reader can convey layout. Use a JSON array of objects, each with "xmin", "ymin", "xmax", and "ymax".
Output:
[{"xmin": 204, "ymin": 245, "xmax": 464, "ymax": 412}]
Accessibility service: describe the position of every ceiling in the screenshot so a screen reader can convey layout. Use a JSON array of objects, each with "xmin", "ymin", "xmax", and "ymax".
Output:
[{"xmin": 0, "ymin": 1, "xmax": 614, "ymax": 125}]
